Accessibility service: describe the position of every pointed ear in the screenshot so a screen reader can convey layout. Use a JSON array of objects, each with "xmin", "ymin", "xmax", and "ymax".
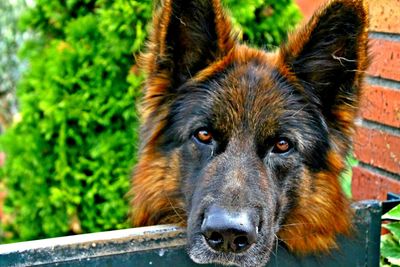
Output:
[
  {"xmin": 280, "ymin": 0, "xmax": 369, "ymax": 133},
  {"xmin": 142, "ymin": 0, "xmax": 234, "ymax": 88}
]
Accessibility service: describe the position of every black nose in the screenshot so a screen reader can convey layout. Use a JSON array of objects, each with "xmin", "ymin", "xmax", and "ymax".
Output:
[{"xmin": 201, "ymin": 205, "xmax": 257, "ymax": 253}]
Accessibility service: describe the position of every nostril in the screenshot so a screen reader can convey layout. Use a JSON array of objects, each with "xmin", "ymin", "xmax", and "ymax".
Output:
[
  {"xmin": 208, "ymin": 232, "xmax": 224, "ymax": 246},
  {"xmin": 233, "ymin": 235, "xmax": 249, "ymax": 251}
]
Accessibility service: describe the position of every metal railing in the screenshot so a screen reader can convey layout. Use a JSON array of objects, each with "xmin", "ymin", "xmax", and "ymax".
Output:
[{"xmin": 0, "ymin": 200, "xmax": 381, "ymax": 267}]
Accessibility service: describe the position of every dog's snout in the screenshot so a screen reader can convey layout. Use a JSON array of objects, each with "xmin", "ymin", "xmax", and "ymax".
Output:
[{"xmin": 201, "ymin": 205, "xmax": 257, "ymax": 253}]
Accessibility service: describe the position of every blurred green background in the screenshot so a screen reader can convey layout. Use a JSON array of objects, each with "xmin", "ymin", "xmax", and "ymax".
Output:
[{"xmin": 0, "ymin": 0, "xmax": 303, "ymax": 243}]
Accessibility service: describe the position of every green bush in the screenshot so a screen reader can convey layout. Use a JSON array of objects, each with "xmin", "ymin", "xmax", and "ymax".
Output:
[
  {"xmin": 0, "ymin": 0, "xmax": 151, "ymax": 242},
  {"xmin": 0, "ymin": 0, "xmax": 300, "ymax": 242},
  {"xmin": 225, "ymin": 0, "xmax": 301, "ymax": 48}
]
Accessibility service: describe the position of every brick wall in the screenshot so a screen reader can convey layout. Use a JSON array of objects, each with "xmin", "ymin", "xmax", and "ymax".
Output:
[
  {"xmin": 352, "ymin": 0, "xmax": 400, "ymax": 200},
  {"xmin": 295, "ymin": 0, "xmax": 400, "ymax": 200}
]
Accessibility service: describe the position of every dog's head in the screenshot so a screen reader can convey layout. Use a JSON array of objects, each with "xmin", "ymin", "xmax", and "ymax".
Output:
[{"xmin": 131, "ymin": 0, "xmax": 369, "ymax": 266}]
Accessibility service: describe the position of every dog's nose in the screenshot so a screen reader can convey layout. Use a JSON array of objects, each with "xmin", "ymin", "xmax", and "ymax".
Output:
[{"xmin": 201, "ymin": 205, "xmax": 257, "ymax": 253}]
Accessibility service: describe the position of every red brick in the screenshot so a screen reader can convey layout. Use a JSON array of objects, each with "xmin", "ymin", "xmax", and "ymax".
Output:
[
  {"xmin": 352, "ymin": 166, "xmax": 400, "ymax": 200},
  {"xmin": 354, "ymin": 126, "xmax": 400, "ymax": 174},
  {"xmin": 369, "ymin": 0, "xmax": 400, "ymax": 34},
  {"xmin": 295, "ymin": 0, "xmax": 327, "ymax": 20},
  {"xmin": 360, "ymin": 84, "xmax": 400, "ymax": 128},
  {"xmin": 368, "ymin": 38, "xmax": 400, "ymax": 81}
]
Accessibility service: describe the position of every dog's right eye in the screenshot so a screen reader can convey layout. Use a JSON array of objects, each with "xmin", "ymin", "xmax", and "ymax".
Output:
[
  {"xmin": 272, "ymin": 138, "xmax": 292, "ymax": 154},
  {"xmin": 194, "ymin": 128, "xmax": 213, "ymax": 144}
]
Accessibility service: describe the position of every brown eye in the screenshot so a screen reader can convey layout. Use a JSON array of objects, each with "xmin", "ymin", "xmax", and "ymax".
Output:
[
  {"xmin": 194, "ymin": 129, "xmax": 213, "ymax": 144},
  {"xmin": 272, "ymin": 138, "xmax": 291, "ymax": 154}
]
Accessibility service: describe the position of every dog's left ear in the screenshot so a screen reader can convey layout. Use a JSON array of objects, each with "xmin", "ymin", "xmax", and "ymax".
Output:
[{"xmin": 280, "ymin": 0, "xmax": 369, "ymax": 137}]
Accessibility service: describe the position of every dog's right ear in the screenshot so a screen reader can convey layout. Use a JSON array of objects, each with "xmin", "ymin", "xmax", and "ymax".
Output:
[{"xmin": 141, "ymin": 0, "xmax": 234, "ymax": 91}]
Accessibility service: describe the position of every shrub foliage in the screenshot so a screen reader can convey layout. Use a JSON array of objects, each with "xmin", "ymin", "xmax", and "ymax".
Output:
[{"xmin": 0, "ymin": 0, "xmax": 300, "ymax": 242}]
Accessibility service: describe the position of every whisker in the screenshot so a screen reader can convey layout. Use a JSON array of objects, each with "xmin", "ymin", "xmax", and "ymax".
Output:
[
  {"xmin": 166, "ymin": 195, "xmax": 185, "ymax": 223},
  {"xmin": 279, "ymin": 222, "xmax": 312, "ymax": 228}
]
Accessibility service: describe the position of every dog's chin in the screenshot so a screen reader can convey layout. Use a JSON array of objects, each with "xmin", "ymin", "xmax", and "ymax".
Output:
[{"xmin": 187, "ymin": 233, "xmax": 274, "ymax": 267}]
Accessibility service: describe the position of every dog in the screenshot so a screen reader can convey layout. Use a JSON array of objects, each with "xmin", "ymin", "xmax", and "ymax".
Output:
[{"xmin": 130, "ymin": 0, "xmax": 369, "ymax": 266}]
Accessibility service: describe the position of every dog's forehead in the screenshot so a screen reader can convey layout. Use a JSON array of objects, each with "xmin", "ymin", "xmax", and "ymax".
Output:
[{"xmin": 208, "ymin": 58, "xmax": 298, "ymax": 137}]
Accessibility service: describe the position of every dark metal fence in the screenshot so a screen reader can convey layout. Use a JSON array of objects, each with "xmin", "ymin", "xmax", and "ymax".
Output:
[{"xmin": 0, "ymin": 200, "xmax": 381, "ymax": 267}]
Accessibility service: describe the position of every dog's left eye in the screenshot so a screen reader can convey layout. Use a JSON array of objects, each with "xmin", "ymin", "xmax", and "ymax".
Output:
[
  {"xmin": 194, "ymin": 128, "xmax": 213, "ymax": 144},
  {"xmin": 272, "ymin": 138, "xmax": 292, "ymax": 154}
]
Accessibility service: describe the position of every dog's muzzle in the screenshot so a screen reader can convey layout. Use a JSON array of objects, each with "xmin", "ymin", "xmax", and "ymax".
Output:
[{"xmin": 201, "ymin": 205, "xmax": 258, "ymax": 253}]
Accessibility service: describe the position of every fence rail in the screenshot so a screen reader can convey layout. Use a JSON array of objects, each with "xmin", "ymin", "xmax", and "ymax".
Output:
[{"xmin": 0, "ymin": 200, "xmax": 381, "ymax": 266}]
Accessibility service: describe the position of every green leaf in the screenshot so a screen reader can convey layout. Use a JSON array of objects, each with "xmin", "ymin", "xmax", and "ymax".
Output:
[
  {"xmin": 383, "ymin": 205, "xmax": 400, "ymax": 221},
  {"xmin": 381, "ymin": 234, "xmax": 400, "ymax": 259},
  {"xmin": 383, "ymin": 222, "xmax": 400, "ymax": 241}
]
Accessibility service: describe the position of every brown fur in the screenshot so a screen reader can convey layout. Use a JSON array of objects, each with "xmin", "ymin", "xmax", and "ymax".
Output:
[{"xmin": 130, "ymin": 0, "xmax": 369, "ymax": 262}]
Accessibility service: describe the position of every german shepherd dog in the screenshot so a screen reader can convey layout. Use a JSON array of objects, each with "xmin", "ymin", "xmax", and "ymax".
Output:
[{"xmin": 130, "ymin": 0, "xmax": 369, "ymax": 266}]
